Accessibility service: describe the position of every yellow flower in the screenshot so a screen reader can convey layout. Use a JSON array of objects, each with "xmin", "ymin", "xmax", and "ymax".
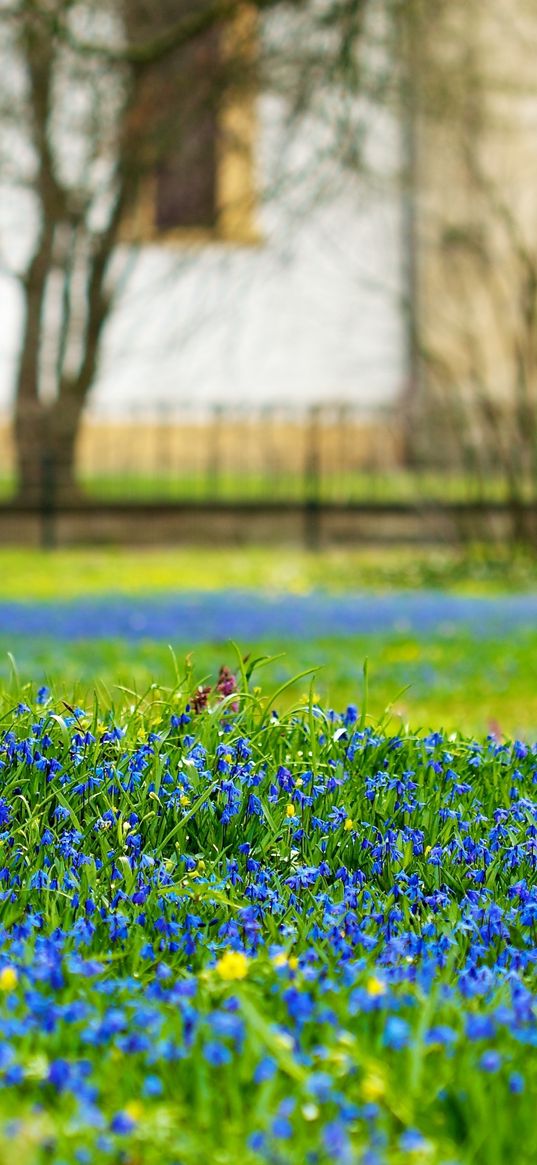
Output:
[
  {"xmin": 0, "ymin": 966, "xmax": 17, "ymax": 992},
  {"xmin": 180, "ymin": 795, "xmax": 190, "ymax": 806},
  {"xmin": 362, "ymin": 1072, "xmax": 386, "ymax": 1102},
  {"xmin": 344, "ymin": 818, "xmax": 354, "ymax": 831},
  {"xmin": 215, "ymin": 950, "xmax": 249, "ymax": 981},
  {"xmin": 272, "ymin": 950, "xmax": 298, "ymax": 971},
  {"xmin": 124, "ymin": 1100, "xmax": 143, "ymax": 1122},
  {"xmin": 286, "ymin": 804, "xmax": 296, "ymax": 818},
  {"xmin": 366, "ymin": 976, "xmax": 386, "ymax": 998}
]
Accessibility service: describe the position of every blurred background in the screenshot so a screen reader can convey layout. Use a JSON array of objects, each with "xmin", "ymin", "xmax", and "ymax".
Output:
[
  {"xmin": 0, "ymin": 1, "xmax": 537, "ymax": 737},
  {"xmin": 0, "ymin": 0, "xmax": 535, "ymax": 542}
]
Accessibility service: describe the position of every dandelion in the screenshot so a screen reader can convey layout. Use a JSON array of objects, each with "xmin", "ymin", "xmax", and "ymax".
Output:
[
  {"xmin": 0, "ymin": 966, "xmax": 18, "ymax": 992},
  {"xmin": 124, "ymin": 1101, "xmax": 143, "ymax": 1122},
  {"xmin": 215, "ymin": 950, "xmax": 249, "ymax": 981},
  {"xmin": 362, "ymin": 1072, "xmax": 386, "ymax": 1102},
  {"xmin": 366, "ymin": 976, "xmax": 386, "ymax": 998}
]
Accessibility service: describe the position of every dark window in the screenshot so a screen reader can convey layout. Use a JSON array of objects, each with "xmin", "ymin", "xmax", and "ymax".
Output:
[
  {"xmin": 154, "ymin": 25, "xmax": 221, "ymax": 230},
  {"xmin": 125, "ymin": 2, "xmax": 223, "ymax": 233}
]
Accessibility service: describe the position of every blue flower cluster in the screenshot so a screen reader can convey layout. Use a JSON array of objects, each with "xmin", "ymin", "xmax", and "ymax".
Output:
[
  {"xmin": 0, "ymin": 690, "xmax": 535, "ymax": 1163},
  {"xmin": 1, "ymin": 589, "xmax": 537, "ymax": 640}
]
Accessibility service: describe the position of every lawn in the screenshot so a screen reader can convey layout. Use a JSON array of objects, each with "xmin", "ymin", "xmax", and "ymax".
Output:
[
  {"xmin": 0, "ymin": 544, "xmax": 537, "ymax": 737},
  {"xmin": 1, "ymin": 631, "xmax": 537, "ymax": 739},
  {"xmin": 2, "ymin": 544, "xmax": 537, "ymax": 598},
  {"xmin": 0, "ymin": 670, "xmax": 534, "ymax": 1164},
  {"xmin": 0, "ymin": 545, "xmax": 535, "ymax": 1162}
]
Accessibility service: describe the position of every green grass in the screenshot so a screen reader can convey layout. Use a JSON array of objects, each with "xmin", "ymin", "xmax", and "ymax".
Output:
[
  {"xmin": 1, "ymin": 545, "xmax": 537, "ymax": 737},
  {"xmin": 0, "ymin": 672, "xmax": 534, "ymax": 1162},
  {"xmin": 2, "ymin": 461, "xmax": 537, "ymax": 504},
  {"xmin": 0, "ymin": 545, "xmax": 533, "ymax": 1159},
  {"xmin": 78, "ymin": 468, "xmax": 524, "ymax": 504},
  {"xmin": 1, "ymin": 631, "xmax": 536, "ymax": 739},
  {"xmin": 1, "ymin": 544, "xmax": 536, "ymax": 599}
]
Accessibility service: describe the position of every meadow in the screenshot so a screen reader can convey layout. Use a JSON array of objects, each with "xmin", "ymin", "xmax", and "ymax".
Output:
[
  {"xmin": 1, "ymin": 544, "xmax": 537, "ymax": 736},
  {"xmin": 0, "ymin": 544, "xmax": 536, "ymax": 1164}
]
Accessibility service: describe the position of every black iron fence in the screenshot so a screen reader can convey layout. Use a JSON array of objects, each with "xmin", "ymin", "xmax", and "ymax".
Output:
[
  {"xmin": 2, "ymin": 401, "xmax": 410, "ymax": 505},
  {"xmin": 2, "ymin": 400, "xmax": 537, "ymax": 544},
  {"xmin": 75, "ymin": 402, "xmax": 410, "ymax": 503}
]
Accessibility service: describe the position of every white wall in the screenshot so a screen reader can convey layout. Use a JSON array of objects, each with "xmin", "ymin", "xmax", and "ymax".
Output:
[{"xmin": 0, "ymin": 19, "xmax": 407, "ymax": 419}]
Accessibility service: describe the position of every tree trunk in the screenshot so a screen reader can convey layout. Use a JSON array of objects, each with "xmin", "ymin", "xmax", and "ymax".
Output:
[{"xmin": 14, "ymin": 395, "xmax": 85, "ymax": 509}]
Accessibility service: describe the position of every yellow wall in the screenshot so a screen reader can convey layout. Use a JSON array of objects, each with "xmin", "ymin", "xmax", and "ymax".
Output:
[{"xmin": 415, "ymin": 0, "xmax": 537, "ymax": 426}]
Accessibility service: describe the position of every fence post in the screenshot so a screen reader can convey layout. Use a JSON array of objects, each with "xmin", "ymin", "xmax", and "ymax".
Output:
[
  {"xmin": 207, "ymin": 403, "xmax": 224, "ymax": 500},
  {"xmin": 156, "ymin": 400, "xmax": 172, "ymax": 499},
  {"xmin": 40, "ymin": 450, "xmax": 56, "ymax": 550},
  {"xmin": 304, "ymin": 404, "xmax": 321, "ymax": 549}
]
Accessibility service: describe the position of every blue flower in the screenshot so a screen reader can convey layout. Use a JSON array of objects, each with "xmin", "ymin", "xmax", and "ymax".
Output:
[
  {"xmin": 253, "ymin": 1057, "xmax": 277, "ymax": 1084},
  {"xmin": 384, "ymin": 1017, "xmax": 410, "ymax": 1050},
  {"xmin": 466, "ymin": 1015, "xmax": 495, "ymax": 1041},
  {"xmin": 142, "ymin": 1075, "xmax": 163, "ymax": 1097},
  {"xmin": 110, "ymin": 1112, "xmax": 136, "ymax": 1135},
  {"xmin": 509, "ymin": 1072, "xmax": 525, "ymax": 1094},
  {"xmin": 399, "ymin": 1129, "xmax": 427, "ymax": 1152},
  {"xmin": 48, "ymin": 1059, "xmax": 71, "ymax": 1092},
  {"xmin": 479, "ymin": 1051, "xmax": 502, "ymax": 1073},
  {"xmin": 425, "ymin": 1025, "xmax": 457, "ymax": 1048},
  {"xmin": 272, "ymin": 1116, "xmax": 293, "ymax": 1140},
  {"xmin": 323, "ymin": 1120, "xmax": 351, "ymax": 1161},
  {"xmin": 247, "ymin": 794, "xmax": 264, "ymax": 818},
  {"xmin": 203, "ymin": 1041, "xmax": 231, "ymax": 1067}
]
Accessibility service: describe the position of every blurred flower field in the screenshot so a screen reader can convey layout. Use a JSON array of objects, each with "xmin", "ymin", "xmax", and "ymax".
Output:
[
  {"xmin": 1, "ymin": 584, "xmax": 537, "ymax": 736},
  {"xmin": 1, "ymin": 544, "xmax": 537, "ymax": 737},
  {"xmin": 0, "ymin": 546, "xmax": 536, "ymax": 1163}
]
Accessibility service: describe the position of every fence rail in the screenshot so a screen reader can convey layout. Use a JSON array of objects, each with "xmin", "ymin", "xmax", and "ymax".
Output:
[
  {"xmin": 2, "ymin": 497, "xmax": 537, "ymax": 550},
  {"xmin": 0, "ymin": 402, "xmax": 407, "ymax": 503},
  {"xmin": 1, "ymin": 400, "xmax": 537, "ymax": 517},
  {"xmin": 75, "ymin": 403, "xmax": 406, "ymax": 503}
]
